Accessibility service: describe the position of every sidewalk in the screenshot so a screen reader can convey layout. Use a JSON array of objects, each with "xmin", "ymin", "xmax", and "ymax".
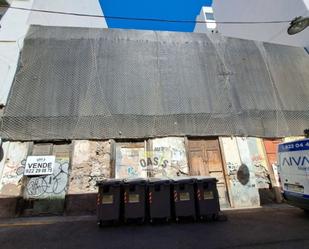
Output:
[
  {"xmin": 0, "ymin": 203, "xmax": 295, "ymax": 228},
  {"xmin": 0, "ymin": 215, "xmax": 96, "ymax": 228}
]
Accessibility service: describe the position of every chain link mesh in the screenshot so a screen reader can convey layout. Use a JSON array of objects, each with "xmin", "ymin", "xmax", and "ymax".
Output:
[{"xmin": 1, "ymin": 26, "xmax": 309, "ymax": 140}]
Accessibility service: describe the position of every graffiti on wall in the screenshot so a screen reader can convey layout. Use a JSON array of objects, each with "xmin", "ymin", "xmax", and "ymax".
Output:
[
  {"xmin": 0, "ymin": 142, "xmax": 30, "ymax": 196},
  {"xmin": 0, "ymin": 159, "xmax": 26, "ymax": 196},
  {"xmin": 247, "ymin": 137, "xmax": 272, "ymax": 189},
  {"xmin": 251, "ymin": 155, "xmax": 271, "ymax": 189},
  {"xmin": 116, "ymin": 138, "xmax": 189, "ymax": 179},
  {"xmin": 116, "ymin": 147, "xmax": 147, "ymax": 179},
  {"xmin": 24, "ymin": 158, "xmax": 69, "ymax": 199},
  {"xmin": 151, "ymin": 138, "xmax": 189, "ymax": 178},
  {"xmin": 220, "ymin": 137, "xmax": 260, "ymax": 208}
]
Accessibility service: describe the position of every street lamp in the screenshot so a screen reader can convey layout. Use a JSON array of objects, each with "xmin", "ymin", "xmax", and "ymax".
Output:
[{"xmin": 287, "ymin": 16, "xmax": 309, "ymax": 35}]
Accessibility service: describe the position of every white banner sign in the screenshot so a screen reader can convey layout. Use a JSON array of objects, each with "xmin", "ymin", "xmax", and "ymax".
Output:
[{"xmin": 24, "ymin": 156, "xmax": 55, "ymax": 176}]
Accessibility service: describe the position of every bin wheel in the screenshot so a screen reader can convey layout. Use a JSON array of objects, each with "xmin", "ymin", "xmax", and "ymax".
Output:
[
  {"xmin": 98, "ymin": 220, "xmax": 103, "ymax": 228},
  {"xmin": 205, "ymin": 214, "xmax": 212, "ymax": 221},
  {"xmin": 217, "ymin": 212, "xmax": 228, "ymax": 222},
  {"xmin": 212, "ymin": 213, "xmax": 219, "ymax": 221}
]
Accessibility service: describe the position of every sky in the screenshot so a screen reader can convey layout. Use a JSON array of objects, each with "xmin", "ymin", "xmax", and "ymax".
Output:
[{"xmin": 99, "ymin": 0, "xmax": 212, "ymax": 32}]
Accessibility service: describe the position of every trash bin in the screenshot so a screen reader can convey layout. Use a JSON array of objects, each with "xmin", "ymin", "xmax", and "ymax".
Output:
[
  {"xmin": 172, "ymin": 177, "xmax": 196, "ymax": 221},
  {"xmin": 148, "ymin": 178, "xmax": 172, "ymax": 222},
  {"xmin": 123, "ymin": 178, "xmax": 147, "ymax": 223},
  {"xmin": 96, "ymin": 179, "xmax": 123, "ymax": 226},
  {"xmin": 195, "ymin": 176, "xmax": 220, "ymax": 220}
]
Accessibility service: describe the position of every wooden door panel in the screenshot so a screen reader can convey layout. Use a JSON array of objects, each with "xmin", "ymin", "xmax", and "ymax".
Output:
[
  {"xmin": 204, "ymin": 139, "xmax": 219, "ymax": 150},
  {"xmin": 189, "ymin": 148, "xmax": 209, "ymax": 175},
  {"xmin": 189, "ymin": 138, "xmax": 230, "ymax": 207},
  {"xmin": 206, "ymin": 150, "xmax": 223, "ymax": 172}
]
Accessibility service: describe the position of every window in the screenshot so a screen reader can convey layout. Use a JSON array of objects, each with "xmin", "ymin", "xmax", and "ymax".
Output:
[{"xmin": 205, "ymin": 12, "xmax": 215, "ymax": 21}]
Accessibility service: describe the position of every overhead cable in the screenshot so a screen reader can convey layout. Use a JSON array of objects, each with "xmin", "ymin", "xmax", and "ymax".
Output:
[{"xmin": 0, "ymin": 5, "xmax": 293, "ymax": 25}]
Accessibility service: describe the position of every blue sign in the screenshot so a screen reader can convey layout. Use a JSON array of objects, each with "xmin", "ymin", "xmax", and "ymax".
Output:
[{"xmin": 278, "ymin": 139, "xmax": 309, "ymax": 152}]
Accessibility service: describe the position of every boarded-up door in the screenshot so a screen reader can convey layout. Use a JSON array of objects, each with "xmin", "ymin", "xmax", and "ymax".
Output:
[
  {"xmin": 115, "ymin": 143, "xmax": 147, "ymax": 179},
  {"xmin": 151, "ymin": 137, "xmax": 189, "ymax": 178},
  {"xmin": 23, "ymin": 143, "xmax": 71, "ymax": 215},
  {"xmin": 220, "ymin": 137, "xmax": 260, "ymax": 208},
  {"xmin": 263, "ymin": 139, "xmax": 282, "ymax": 187},
  {"xmin": 188, "ymin": 138, "xmax": 230, "ymax": 208}
]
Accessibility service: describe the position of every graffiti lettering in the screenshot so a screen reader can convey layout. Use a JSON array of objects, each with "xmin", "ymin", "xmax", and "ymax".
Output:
[{"xmin": 26, "ymin": 161, "xmax": 69, "ymax": 197}]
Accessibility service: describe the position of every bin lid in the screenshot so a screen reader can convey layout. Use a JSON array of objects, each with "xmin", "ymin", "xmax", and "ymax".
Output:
[
  {"xmin": 123, "ymin": 178, "xmax": 147, "ymax": 185},
  {"xmin": 96, "ymin": 179, "xmax": 123, "ymax": 186},
  {"xmin": 148, "ymin": 177, "xmax": 171, "ymax": 184},
  {"xmin": 170, "ymin": 176, "xmax": 196, "ymax": 184},
  {"xmin": 193, "ymin": 176, "xmax": 218, "ymax": 182}
]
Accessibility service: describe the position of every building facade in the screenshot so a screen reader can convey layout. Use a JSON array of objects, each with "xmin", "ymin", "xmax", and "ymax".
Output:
[
  {"xmin": 196, "ymin": 0, "xmax": 309, "ymax": 48},
  {"xmin": 0, "ymin": 0, "xmax": 107, "ymax": 107},
  {"xmin": 0, "ymin": 26, "xmax": 308, "ymax": 217},
  {"xmin": 194, "ymin": 6, "xmax": 217, "ymax": 33}
]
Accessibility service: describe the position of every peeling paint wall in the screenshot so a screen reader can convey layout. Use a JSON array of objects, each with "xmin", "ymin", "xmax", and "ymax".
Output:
[
  {"xmin": 151, "ymin": 137, "xmax": 189, "ymax": 178},
  {"xmin": 0, "ymin": 142, "xmax": 9, "ymax": 183},
  {"xmin": 115, "ymin": 142, "xmax": 147, "ymax": 179},
  {"xmin": 115, "ymin": 138, "xmax": 189, "ymax": 179},
  {"xmin": 0, "ymin": 142, "xmax": 30, "ymax": 196},
  {"xmin": 68, "ymin": 140, "xmax": 111, "ymax": 194},
  {"xmin": 247, "ymin": 138, "xmax": 271, "ymax": 189},
  {"xmin": 220, "ymin": 137, "xmax": 260, "ymax": 208}
]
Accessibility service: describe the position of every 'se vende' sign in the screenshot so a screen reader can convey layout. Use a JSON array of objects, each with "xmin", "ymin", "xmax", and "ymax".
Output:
[{"xmin": 24, "ymin": 156, "xmax": 55, "ymax": 176}]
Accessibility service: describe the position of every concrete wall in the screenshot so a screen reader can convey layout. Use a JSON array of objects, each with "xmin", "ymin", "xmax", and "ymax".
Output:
[
  {"xmin": 247, "ymin": 138, "xmax": 270, "ymax": 189},
  {"xmin": 151, "ymin": 137, "xmax": 189, "ymax": 178},
  {"xmin": 0, "ymin": 142, "xmax": 30, "ymax": 196},
  {"xmin": 115, "ymin": 142, "xmax": 147, "ymax": 179},
  {"xmin": 0, "ymin": 141, "xmax": 30, "ymax": 218},
  {"xmin": 220, "ymin": 137, "xmax": 260, "ymax": 208},
  {"xmin": 66, "ymin": 140, "xmax": 111, "ymax": 215},
  {"xmin": 68, "ymin": 140, "xmax": 111, "ymax": 194},
  {"xmin": 115, "ymin": 137, "xmax": 189, "ymax": 179},
  {"xmin": 0, "ymin": 136, "xmax": 294, "ymax": 217}
]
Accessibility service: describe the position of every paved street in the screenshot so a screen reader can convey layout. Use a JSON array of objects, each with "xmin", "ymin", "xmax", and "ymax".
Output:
[{"xmin": 0, "ymin": 206, "xmax": 309, "ymax": 249}]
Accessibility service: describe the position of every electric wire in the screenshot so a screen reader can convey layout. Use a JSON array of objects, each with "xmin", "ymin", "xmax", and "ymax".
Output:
[{"xmin": 0, "ymin": 5, "xmax": 294, "ymax": 25}]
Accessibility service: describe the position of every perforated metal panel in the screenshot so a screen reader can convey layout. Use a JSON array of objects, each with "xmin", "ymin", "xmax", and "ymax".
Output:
[{"xmin": 1, "ymin": 26, "xmax": 309, "ymax": 140}]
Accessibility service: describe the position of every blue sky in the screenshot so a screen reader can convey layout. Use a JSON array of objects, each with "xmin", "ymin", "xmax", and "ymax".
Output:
[{"xmin": 99, "ymin": 0, "xmax": 212, "ymax": 32}]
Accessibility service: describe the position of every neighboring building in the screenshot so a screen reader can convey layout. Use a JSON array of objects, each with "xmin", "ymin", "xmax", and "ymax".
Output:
[
  {"xmin": 0, "ymin": 0, "xmax": 107, "ymax": 107},
  {"xmin": 0, "ymin": 26, "xmax": 308, "ymax": 217},
  {"xmin": 209, "ymin": 0, "xmax": 309, "ymax": 47},
  {"xmin": 0, "ymin": 0, "xmax": 8, "ymax": 20},
  {"xmin": 194, "ymin": 6, "xmax": 217, "ymax": 33}
]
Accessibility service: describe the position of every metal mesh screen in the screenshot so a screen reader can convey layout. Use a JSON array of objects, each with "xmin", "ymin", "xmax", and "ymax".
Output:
[{"xmin": 1, "ymin": 25, "xmax": 309, "ymax": 140}]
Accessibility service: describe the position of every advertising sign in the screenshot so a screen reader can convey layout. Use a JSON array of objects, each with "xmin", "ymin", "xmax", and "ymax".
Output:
[{"xmin": 24, "ymin": 156, "xmax": 55, "ymax": 176}]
